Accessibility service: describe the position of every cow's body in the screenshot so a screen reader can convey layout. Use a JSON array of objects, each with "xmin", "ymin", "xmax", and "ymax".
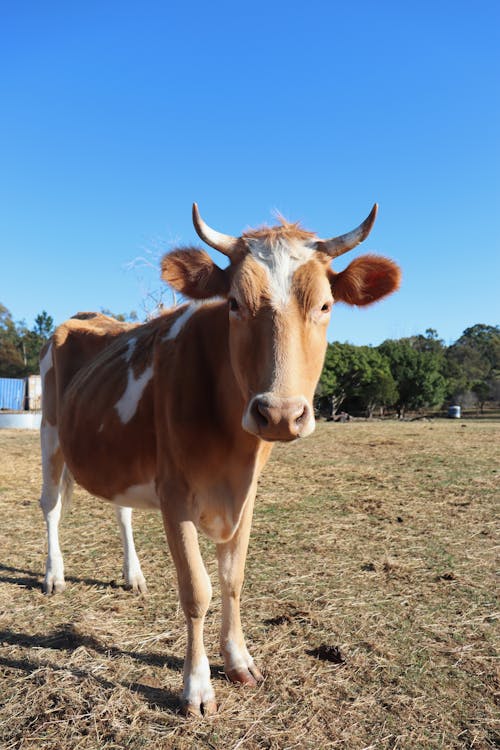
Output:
[{"xmin": 40, "ymin": 204, "xmax": 400, "ymax": 715}]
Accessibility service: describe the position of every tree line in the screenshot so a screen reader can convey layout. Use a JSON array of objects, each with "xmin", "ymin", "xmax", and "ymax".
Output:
[
  {"xmin": 317, "ymin": 325, "xmax": 500, "ymax": 417},
  {"xmin": 0, "ymin": 303, "xmax": 498, "ymax": 416},
  {"xmin": 0, "ymin": 304, "xmax": 55, "ymax": 378}
]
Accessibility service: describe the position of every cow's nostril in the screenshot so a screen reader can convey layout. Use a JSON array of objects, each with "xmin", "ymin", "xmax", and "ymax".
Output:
[
  {"xmin": 294, "ymin": 405, "xmax": 306, "ymax": 426},
  {"xmin": 252, "ymin": 400, "xmax": 269, "ymax": 428}
]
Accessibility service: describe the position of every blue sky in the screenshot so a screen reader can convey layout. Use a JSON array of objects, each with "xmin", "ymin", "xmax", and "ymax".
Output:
[{"xmin": 1, "ymin": 1, "xmax": 499, "ymax": 346}]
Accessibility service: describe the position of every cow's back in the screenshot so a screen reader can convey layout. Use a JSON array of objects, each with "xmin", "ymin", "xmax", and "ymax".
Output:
[
  {"xmin": 52, "ymin": 313, "xmax": 136, "ymax": 407},
  {"xmin": 41, "ymin": 313, "xmax": 135, "ymax": 429}
]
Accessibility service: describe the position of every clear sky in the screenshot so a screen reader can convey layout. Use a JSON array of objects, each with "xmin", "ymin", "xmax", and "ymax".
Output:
[{"xmin": 1, "ymin": 1, "xmax": 499, "ymax": 346}]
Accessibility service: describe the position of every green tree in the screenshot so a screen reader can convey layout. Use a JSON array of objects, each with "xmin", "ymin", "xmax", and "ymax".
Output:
[
  {"xmin": 0, "ymin": 304, "xmax": 25, "ymax": 377},
  {"xmin": 33, "ymin": 311, "xmax": 54, "ymax": 339},
  {"xmin": 378, "ymin": 338, "xmax": 446, "ymax": 417},
  {"xmin": 317, "ymin": 343, "xmax": 398, "ymax": 417},
  {"xmin": 22, "ymin": 311, "xmax": 55, "ymax": 375},
  {"xmin": 445, "ymin": 324, "xmax": 499, "ymax": 404},
  {"xmin": 358, "ymin": 354, "xmax": 398, "ymax": 417},
  {"xmin": 100, "ymin": 308, "xmax": 138, "ymax": 323},
  {"xmin": 0, "ymin": 305, "xmax": 55, "ymax": 377}
]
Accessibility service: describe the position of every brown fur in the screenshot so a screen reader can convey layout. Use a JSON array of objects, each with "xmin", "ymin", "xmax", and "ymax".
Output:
[
  {"xmin": 329, "ymin": 254, "xmax": 402, "ymax": 306},
  {"xmin": 242, "ymin": 217, "xmax": 316, "ymax": 245},
  {"xmin": 161, "ymin": 248, "xmax": 229, "ymax": 299}
]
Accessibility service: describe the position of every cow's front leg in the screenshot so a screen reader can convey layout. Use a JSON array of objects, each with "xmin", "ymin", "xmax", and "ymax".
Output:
[
  {"xmin": 216, "ymin": 492, "xmax": 263, "ymax": 686},
  {"xmin": 163, "ymin": 511, "xmax": 216, "ymax": 716}
]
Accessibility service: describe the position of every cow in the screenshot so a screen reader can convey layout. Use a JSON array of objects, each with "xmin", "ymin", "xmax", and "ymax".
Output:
[{"xmin": 39, "ymin": 203, "xmax": 400, "ymax": 716}]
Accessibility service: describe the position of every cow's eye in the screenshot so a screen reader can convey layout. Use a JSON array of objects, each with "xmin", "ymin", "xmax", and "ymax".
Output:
[
  {"xmin": 229, "ymin": 298, "xmax": 239, "ymax": 312},
  {"xmin": 321, "ymin": 302, "xmax": 332, "ymax": 313}
]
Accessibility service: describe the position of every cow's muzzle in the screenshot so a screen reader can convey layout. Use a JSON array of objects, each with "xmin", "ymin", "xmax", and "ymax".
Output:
[{"xmin": 242, "ymin": 393, "xmax": 315, "ymax": 441}]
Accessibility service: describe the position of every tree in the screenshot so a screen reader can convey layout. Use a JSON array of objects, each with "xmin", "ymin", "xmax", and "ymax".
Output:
[
  {"xmin": 358, "ymin": 355, "xmax": 398, "ymax": 417},
  {"xmin": 100, "ymin": 308, "xmax": 138, "ymax": 323},
  {"xmin": 445, "ymin": 324, "xmax": 500, "ymax": 405},
  {"xmin": 33, "ymin": 311, "xmax": 54, "ymax": 339},
  {"xmin": 0, "ymin": 304, "xmax": 25, "ymax": 377},
  {"xmin": 317, "ymin": 343, "xmax": 398, "ymax": 417},
  {"xmin": 0, "ymin": 305, "xmax": 55, "ymax": 377},
  {"xmin": 317, "ymin": 342, "xmax": 362, "ymax": 415},
  {"xmin": 471, "ymin": 381, "xmax": 491, "ymax": 413},
  {"xmin": 378, "ymin": 338, "xmax": 446, "ymax": 417}
]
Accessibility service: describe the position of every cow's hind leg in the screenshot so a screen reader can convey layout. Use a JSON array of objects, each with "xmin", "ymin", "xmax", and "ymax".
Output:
[
  {"xmin": 216, "ymin": 489, "xmax": 263, "ymax": 686},
  {"xmin": 114, "ymin": 506, "xmax": 147, "ymax": 594},
  {"xmin": 40, "ymin": 422, "xmax": 71, "ymax": 594}
]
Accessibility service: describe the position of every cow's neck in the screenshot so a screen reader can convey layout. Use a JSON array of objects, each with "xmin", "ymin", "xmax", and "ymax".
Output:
[
  {"xmin": 156, "ymin": 300, "xmax": 273, "ymax": 541},
  {"xmin": 159, "ymin": 300, "xmax": 273, "ymax": 479}
]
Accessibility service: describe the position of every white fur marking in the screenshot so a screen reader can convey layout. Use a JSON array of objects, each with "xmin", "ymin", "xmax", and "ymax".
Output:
[
  {"xmin": 115, "ymin": 506, "xmax": 147, "ymax": 592},
  {"xmin": 165, "ymin": 304, "xmax": 197, "ymax": 341},
  {"xmin": 248, "ymin": 237, "xmax": 314, "ymax": 307},
  {"xmin": 124, "ymin": 337, "xmax": 136, "ymax": 363},
  {"xmin": 40, "ymin": 422, "xmax": 66, "ymax": 592},
  {"xmin": 164, "ymin": 299, "xmax": 224, "ymax": 342},
  {"xmin": 183, "ymin": 654, "xmax": 215, "ymax": 704},
  {"xmin": 225, "ymin": 638, "xmax": 254, "ymax": 670},
  {"xmin": 114, "ymin": 364, "xmax": 153, "ymax": 424},
  {"xmin": 40, "ymin": 343, "xmax": 53, "ymax": 381},
  {"xmin": 112, "ymin": 480, "xmax": 159, "ymax": 510}
]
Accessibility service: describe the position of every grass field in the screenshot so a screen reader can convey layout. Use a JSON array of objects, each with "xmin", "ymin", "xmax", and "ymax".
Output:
[{"xmin": 0, "ymin": 421, "xmax": 498, "ymax": 749}]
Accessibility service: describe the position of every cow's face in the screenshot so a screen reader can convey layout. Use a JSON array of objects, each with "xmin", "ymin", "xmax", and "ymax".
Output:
[
  {"xmin": 226, "ymin": 237, "xmax": 332, "ymax": 441},
  {"xmin": 162, "ymin": 205, "xmax": 401, "ymax": 442}
]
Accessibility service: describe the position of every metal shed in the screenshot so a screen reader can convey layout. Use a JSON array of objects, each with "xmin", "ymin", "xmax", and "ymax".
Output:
[{"xmin": 0, "ymin": 378, "xmax": 25, "ymax": 411}]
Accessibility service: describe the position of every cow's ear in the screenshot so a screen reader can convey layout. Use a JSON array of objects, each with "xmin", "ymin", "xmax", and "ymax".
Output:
[
  {"xmin": 329, "ymin": 254, "xmax": 401, "ymax": 306},
  {"xmin": 161, "ymin": 248, "xmax": 230, "ymax": 299}
]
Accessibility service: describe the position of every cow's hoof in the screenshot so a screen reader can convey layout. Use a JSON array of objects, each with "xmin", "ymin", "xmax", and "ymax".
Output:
[
  {"xmin": 226, "ymin": 663, "xmax": 264, "ymax": 686},
  {"xmin": 181, "ymin": 699, "xmax": 218, "ymax": 717},
  {"xmin": 43, "ymin": 575, "xmax": 66, "ymax": 595},
  {"xmin": 124, "ymin": 574, "xmax": 148, "ymax": 595}
]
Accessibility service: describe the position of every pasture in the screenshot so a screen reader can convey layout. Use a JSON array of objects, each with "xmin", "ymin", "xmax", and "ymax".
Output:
[{"xmin": 0, "ymin": 421, "xmax": 498, "ymax": 749}]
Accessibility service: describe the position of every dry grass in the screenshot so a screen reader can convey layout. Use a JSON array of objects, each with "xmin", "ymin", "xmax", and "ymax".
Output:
[{"xmin": 0, "ymin": 420, "xmax": 498, "ymax": 749}]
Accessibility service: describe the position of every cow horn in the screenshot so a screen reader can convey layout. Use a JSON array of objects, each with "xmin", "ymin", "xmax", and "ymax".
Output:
[
  {"xmin": 316, "ymin": 204, "xmax": 378, "ymax": 259},
  {"xmin": 192, "ymin": 203, "xmax": 239, "ymax": 258}
]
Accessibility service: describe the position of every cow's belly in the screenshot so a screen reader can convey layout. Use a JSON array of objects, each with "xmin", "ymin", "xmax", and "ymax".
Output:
[{"xmin": 110, "ymin": 480, "xmax": 160, "ymax": 510}]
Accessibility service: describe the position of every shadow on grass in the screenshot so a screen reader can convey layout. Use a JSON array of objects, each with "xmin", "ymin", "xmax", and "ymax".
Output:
[
  {"xmin": 0, "ymin": 653, "xmax": 180, "ymax": 711},
  {"xmin": 0, "ymin": 625, "xmax": 184, "ymax": 671},
  {"xmin": 0, "ymin": 562, "xmax": 128, "ymax": 592},
  {"xmin": 0, "ymin": 624, "xmax": 228, "ymax": 686}
]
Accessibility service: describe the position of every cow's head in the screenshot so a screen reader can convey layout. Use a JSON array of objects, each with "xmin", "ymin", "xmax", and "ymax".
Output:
[{"xmin": 162, "ymin": 204, "xmax": 400, "ymax": 442}]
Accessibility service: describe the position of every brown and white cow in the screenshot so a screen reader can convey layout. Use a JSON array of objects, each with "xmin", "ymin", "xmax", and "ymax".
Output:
[{"xmin": 40, "ymin": 204, "xmax": 400, "ymax": 715}]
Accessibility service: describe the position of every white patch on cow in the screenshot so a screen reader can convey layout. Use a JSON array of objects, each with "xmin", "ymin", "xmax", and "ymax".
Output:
[
  {"xmin": 114, "ymin": 506, "xmax": 147, "ymax": 593},
  {"xmin": 40, "ymin": 343, "xmax": 53, "ymax": 381},
  {"xmin": 225, "ymin": 638, "xmax": 254, "ymax": 670},
  {"xmin": 124, "ymin": 337, "xmax": 136, "ymax": 363},
  {"xmin": 164, "ymin": 299, "xmax": 224, "ymax": 342},
  {"xmin": 111, "ymin": 480, "xmax": 160, "ymax": 510},
  {"xmin": 40, "ymin": 422, "xmax": 66, "ymax": 593},
  {"xmin": 248, "ymin": 237, "xmax": 314, "ymax": 307},
  {"xmin": 114, "ymin": 363, "xmax": 153, "ymax": 424},
  {"xmin": 164, "ymin": 303, "xmax": 197, "ymax": 341},
  {"xmin": 98, "ymin": 422, "xmax": 104, "ymax": 433},
  {"xmin": 183, "ymin": 654, "xmax": 215, "ymax": 706}
]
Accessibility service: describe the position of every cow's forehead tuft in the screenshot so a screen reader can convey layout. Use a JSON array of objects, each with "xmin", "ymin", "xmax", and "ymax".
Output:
[{"xmin": 239, "ymin": 236, "xmax": 317, "ymax": 308}]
